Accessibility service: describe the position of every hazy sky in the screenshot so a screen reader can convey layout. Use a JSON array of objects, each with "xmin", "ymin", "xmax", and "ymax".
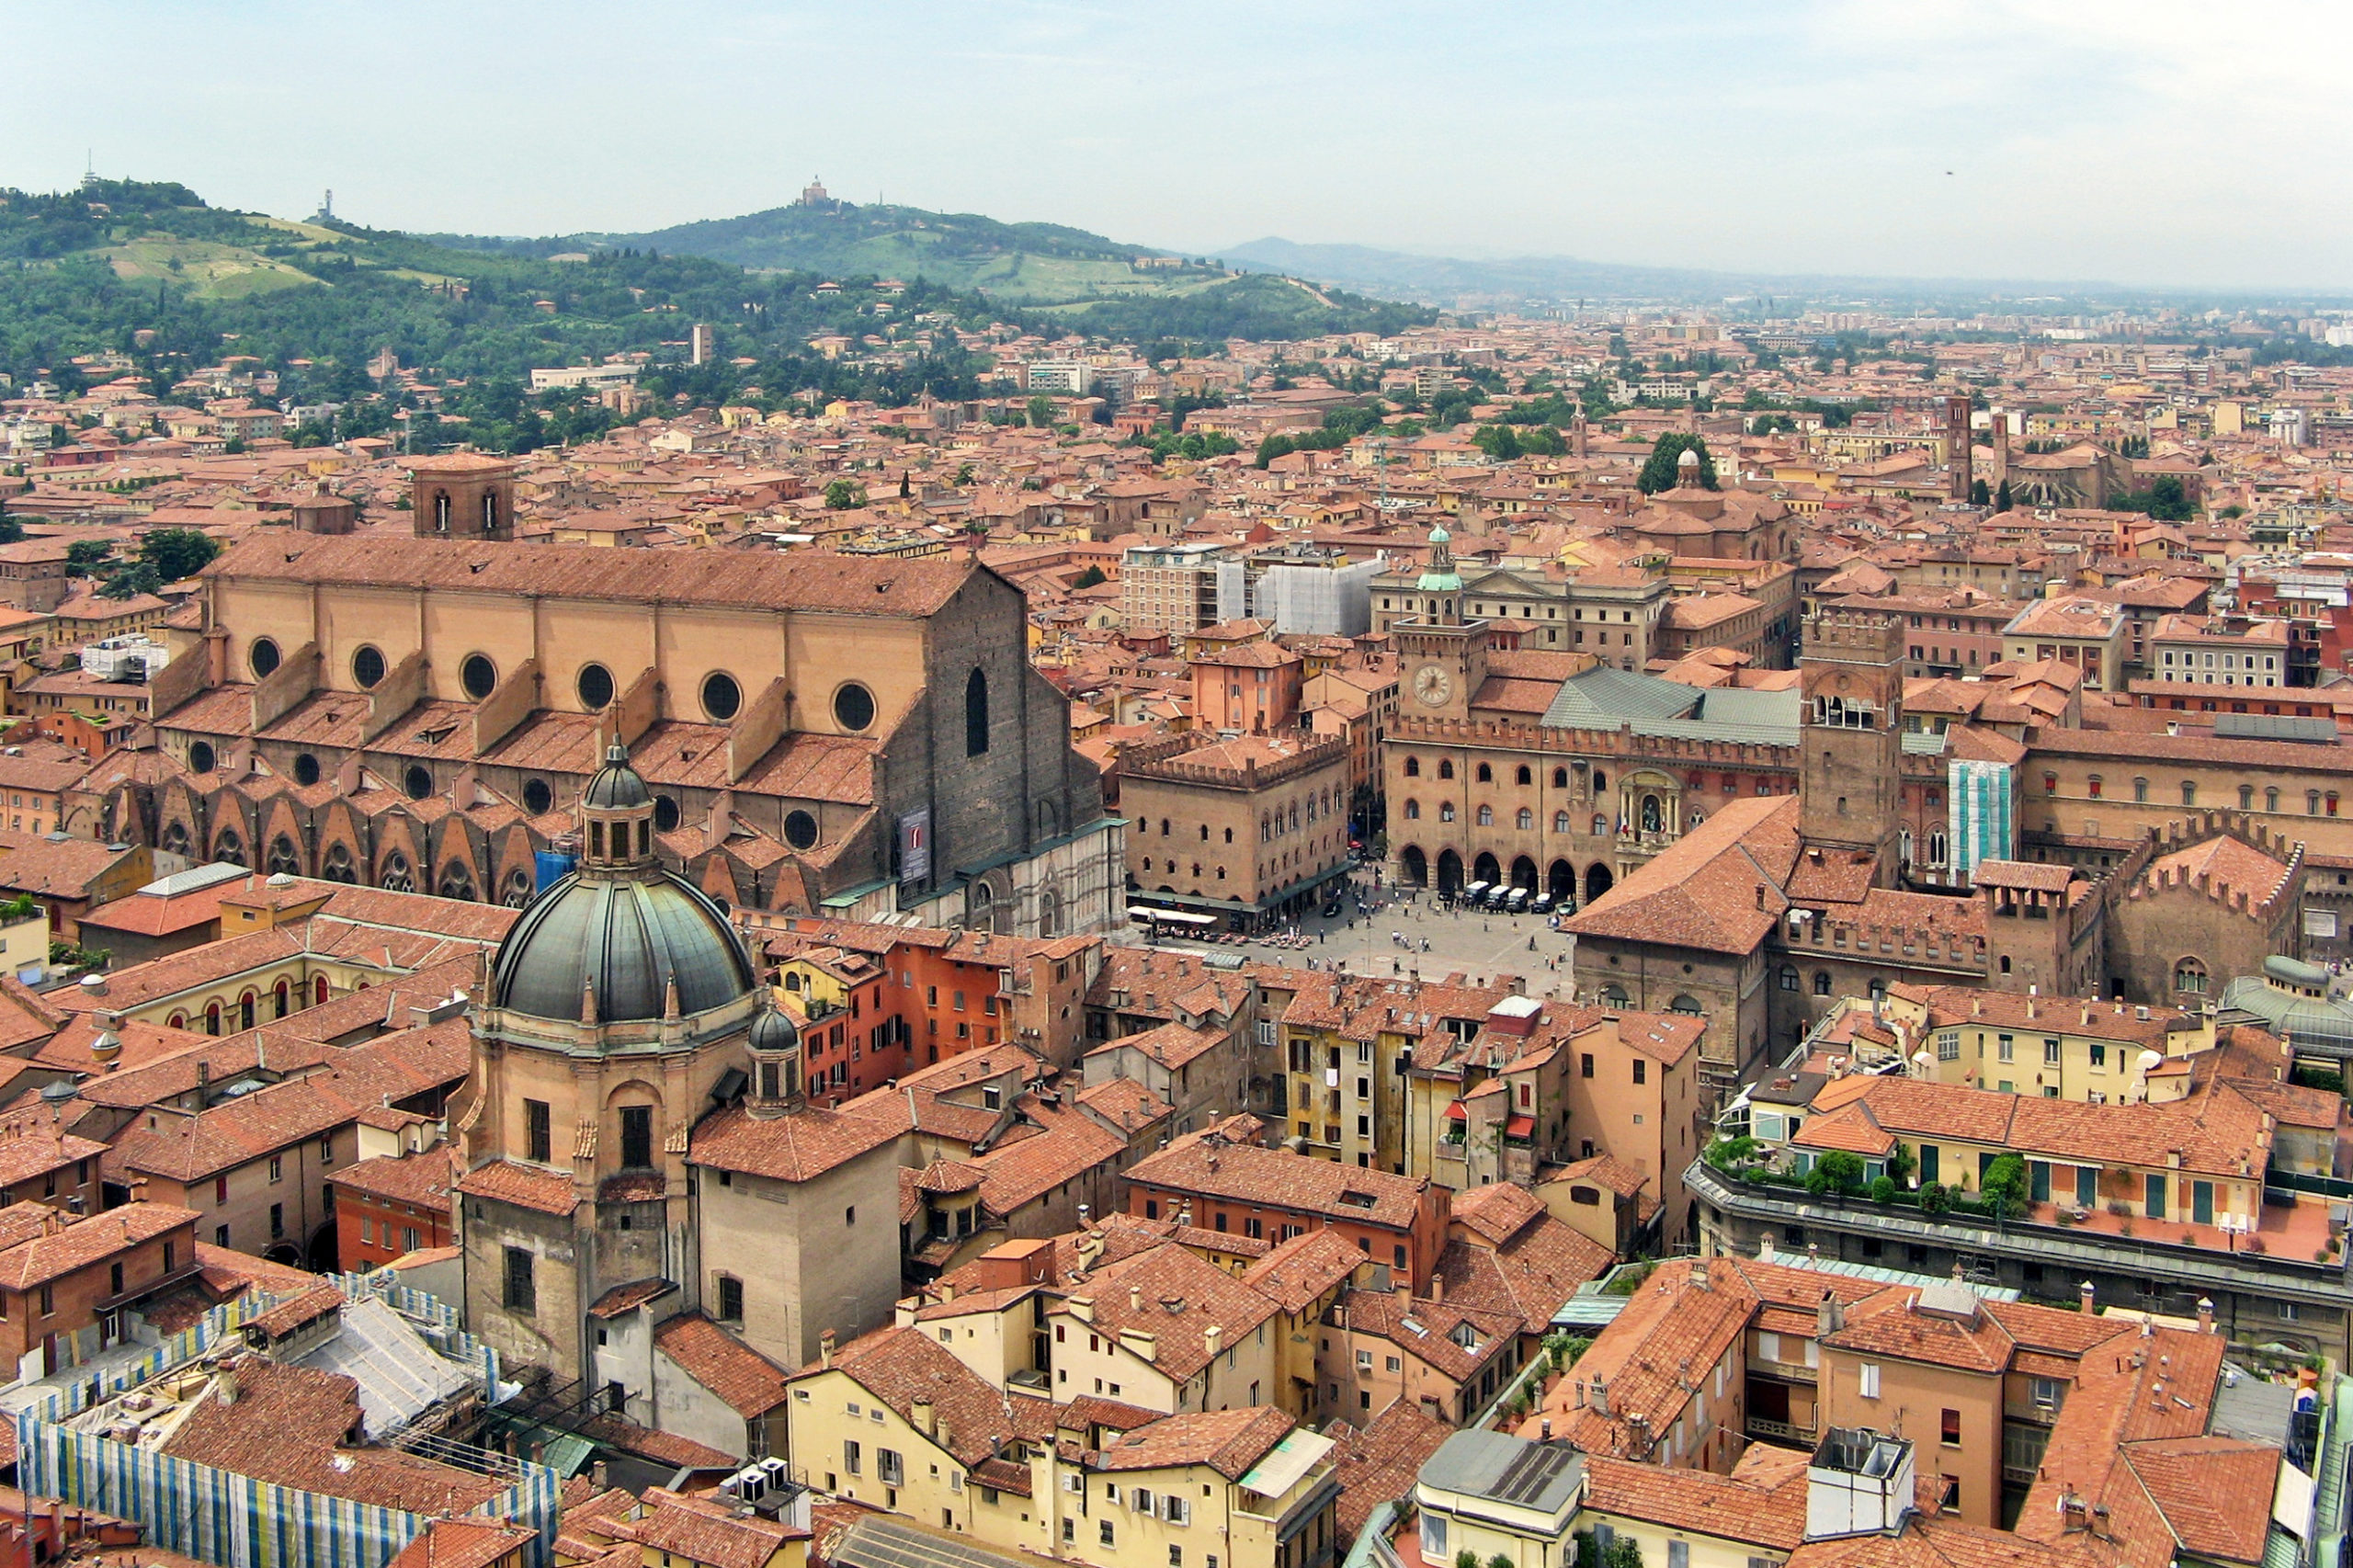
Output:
[{"xmin": 8, "ymin": 1, "xmax": 2351, "ymax": 290}]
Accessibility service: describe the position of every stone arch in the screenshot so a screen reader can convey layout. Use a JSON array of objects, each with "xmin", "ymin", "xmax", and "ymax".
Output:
[
  {"xmin": 1400, "ymin": 846, "xmax": 1428, "ymax": 887},
  {"xmin": 1472, "ymin": 851, "xmax": 1502, "ymax": 885},
  {"xmin": 1548, "ymin": 859, "xmax": 1574, "ymax": 903},
  {"xmin": 379, "ymin": 851, "xmax": 415, "ymax": 892},
  {"xmin": 1584, "ymin": 862, "xmax": 1614, "ymax": 904},
  {"xmin": 1436, "ymin": 848, "xmax": 1463, "ymax": 897}
]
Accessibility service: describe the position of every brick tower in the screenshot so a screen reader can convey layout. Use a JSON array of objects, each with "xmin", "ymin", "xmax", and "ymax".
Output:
[
  {"xmin": 1799, "ymin": 608, "xmax": 1905, "ymax": 884},
  {"xmin": 409, "ymin": 452, "xmax": 518, "ymax": 541}
]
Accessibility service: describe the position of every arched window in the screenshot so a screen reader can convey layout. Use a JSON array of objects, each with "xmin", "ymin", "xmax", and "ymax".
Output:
[
  {"xmin": 1476, "ymin": 805, "xmax": 1494, "ymax": 826},
  {"xmin": 2132, "ymin": 778, "xmax": 2149, "ymax": 803},
  {"xmin": 1552, "ymin": 768, "xmax": 1568, "ymax": 789},
  {"xmin": 2174, "ymin": 958, "xmax": 2208, "ymax": 994},
  {"xmin": 380, "ymin": 852, "xmax": 414, "ymax": 893},
  {"xmin": 266, "ymin": 835, "xmax": 301, "ymax": 878},
  {"xmin": 1223, "ymin": 827, "xmax": 1233, "ymax": 843},
  {"xmin": 1404, "ymin": 800, "xmax": 1421, "ymax": 820},
  {"xmin": 438, "ymin": 862, "xmax": 478, "ymax": 902},
  {"xmin": 238, "ymin": 993, "xmax": 256, "ymax": 1031},
  {"xmin": 1404, "ymin": 757, "xmax": 1421, "ymax": 778},
  {"xmin": 1516, "ymin": 766, "xmax": 1532, "ymax": 786},
  {"xmin": 1598, "ymin": 983, "xmax": 1630, "ymax": 1008},
  {"xmin": 1160, "ymin": 819, "xmax": 1171, "ymax": 836},
  {"xmin": 204, "ymin": 1002, "xmax": 222, "ymax": 1036},
  {"xmin": 1517, "ymin": 808, "xmax": 1534, "ymax": 830},
  {"xmin": 2266, "ymin": 788, "xmax": 2280, "ymax": 812},
  {"xmin": 2180, "ymin": 781, "xmax": 2196, "ymax": 807},
  {"xmin": 214, "ymin": 830, "xmax": 245, "ymax": 869},
  {"xmin": 1554, "ymin": 812, "xmax": 1571, "ymax": 833},
  {"xmin": 1594, "ymin": 770, "xmax": 1608, "ymax": 792},
  {"xmin": 1670, "ymin": 994, "xmax": 1702, "ymax": 1015},
  {"xmin": 1438, "ymin": 760, "xmax": 1455, "ymax": 780},
  {"xmin": 1440, "ymin": 803, "xmax": 1456, "ymax": 823},
  {"xmin": 314, "ymin": 976, "xmax": 329, "ymax": 1006},
  {"xmin": 1813, "ymin": 971, "xmax": 1832, "ymax": 996},
  {"xmin": 1476, "ymin": 763, "xmax": 1493, "ymax": 783},
  {"xmin": 964, "ymin": 668, "xmax": 990, "ymax": 756},
  {"xmin": 1591, "ymin": 813, "xmax": 1608, "ymax": 835},
  {"xmin": 1778, "ymin": 966, "xmax": 1798, "ymax": 992},
  {"xmin": 2086, "ymin": 775, "xmax": 2103, "ymax": 799},
  {"xmin": 2240, "ymin": 785, "xmax": 2255, "ymax": 810},
  {"xmin": 273, "ymin": 979, "xmax": 290, "ymax": 1019},
  {"xmin": 502, "ymin": 869, "xmax": 533, "ymax": 907},
  {"xmin": 321, "ymin": 843, "xmax": 356, "ymax": 884}
]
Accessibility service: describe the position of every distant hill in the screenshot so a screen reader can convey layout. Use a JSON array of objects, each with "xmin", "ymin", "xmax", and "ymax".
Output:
[
  {"xmin": 1213, "ymin": 236, "xmax": 1746, "ymax": 306},
  {"xmin": 432, "ymin": 198, "xmax": 1436, "ymax": 337},
  {"xmin": 1210, "ymin": 236, "xmax": 2302, "ymax": 311}
]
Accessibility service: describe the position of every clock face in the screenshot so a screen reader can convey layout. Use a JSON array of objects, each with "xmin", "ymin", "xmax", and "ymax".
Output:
[{"xmin": 1414, "ymin": 665, "xmax": 1453, "ymax": 707}]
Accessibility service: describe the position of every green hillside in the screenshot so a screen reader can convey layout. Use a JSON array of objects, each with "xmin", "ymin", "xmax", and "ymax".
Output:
[{"xmin": 434, "ymin": 197, "xmax": 1436, "ymax": 335}]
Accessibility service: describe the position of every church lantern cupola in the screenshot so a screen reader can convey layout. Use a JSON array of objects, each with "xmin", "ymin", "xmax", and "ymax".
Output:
[
  {"xmin": 745, "ymin": 1003, "xmax": 803, "ymax": 1119},
  {"xmin": 581, "ymin": 741, "xmax": 658, "ymax": 869}
]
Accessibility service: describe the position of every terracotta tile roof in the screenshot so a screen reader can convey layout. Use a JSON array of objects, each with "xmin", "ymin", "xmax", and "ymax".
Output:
[
  {"xmin": 1123, "ymin": 1130, "xmax": 1433, "ymax": 1232},
  {"xmin": 634, "ymin": 1489, "xmax": 797, "ymax": 1568},
  {"xmin": 1563, "ymin": 795, "xmax": 1801, "ymax": 955},
  {"xmin": 587, "ymin": 1278, "xmax": 676, "ymax": 1319},
  {"xmin": 813, "ymin": 1324, "xmax": 1025, "ymax": 1468},
  {"xmin": 1094, "ymin": 1405, "xmax": 1298, "ymax": 1482},
  {"xmin": 1339, "ymin": 1289, "xmax": 1520, "ymax": 1384},
  {"xmin": 1240, "ymin": 1229, "xmax": 1366, "ymax": 1313},
  {"xmin": 0, "ymin": 1200, "xmax": 196, "ymax": 1291},
  {"xmin": 1435, "ymin": 1207, "xmax": 1611, "ymax": 1326},
  {"xmin": 326, "ymin": 1148, "xmax": 455, "ymax": 1213},
  {"xmin": 1056, "ymin": 1242, "xmax": 1279, "ymax": 1381},
  {"xmin": 382, "ymin": 1517, "xmax": 534, "ymax": 1568},
  {"xmin": 1328, "ymin": 1402, "xmax": 1449, "ymax": 1542},
  {"xmin": 1585, "ymin": 1449, "xmax": 1807, "ymax": 1551},
  {"xmin": 655, "ymin": 1312, "xmax": 792, "ymax": 1417},
  {"xmin": 160, "ymin": 1358, "xmax": 507, "ymax": 1514},
  {"xmin": 689, "ymin": 1101, "xmax": 902, "ymax": 1182},
  {"xmin": 206, "ymin": 531, "xmax": 982, "ymax": 621},
  {"xmin": 455, "ymin": 1160, "xmax": 575, "ymax": 1216}
]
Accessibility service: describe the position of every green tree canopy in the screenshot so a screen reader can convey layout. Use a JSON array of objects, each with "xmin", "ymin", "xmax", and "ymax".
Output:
[
  {"xmin": 139, "ymin": 527, "xmax": 221, "ymax": 583},
  {"xmin": 1805, "ymin": 1151, "xmax": 1868, "ymax": 1196},
  {"xmin": 63, "ymin": 539, "xmax": 114, "ymax": 575},
  {"xmin": 1636, "ymin": 433, "xmax": 1717, "ymax": 494},
  {"xmin": 823, "ymin": 478, "xmax": 867, "ymax": 510},
  {"xmin": 1026, "ymin": 395, "xmax": 1056, "ymax": 429}
]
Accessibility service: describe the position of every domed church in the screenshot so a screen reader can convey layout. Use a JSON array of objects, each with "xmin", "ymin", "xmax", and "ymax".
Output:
[{"xmin": 455, "ymin": 744, "xmax": 902, "ymax": 1403}]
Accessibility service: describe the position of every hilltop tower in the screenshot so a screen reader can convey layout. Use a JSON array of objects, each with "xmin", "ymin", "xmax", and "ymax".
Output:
[{"xmin": 1799, "ymin": 608, "xmax": 1905, "ymax": 884}]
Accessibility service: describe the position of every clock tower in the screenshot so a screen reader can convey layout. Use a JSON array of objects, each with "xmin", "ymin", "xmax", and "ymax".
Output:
[{"xmin": 1397, "ymin": 525, "xmax": 1487, "ymax": 722}]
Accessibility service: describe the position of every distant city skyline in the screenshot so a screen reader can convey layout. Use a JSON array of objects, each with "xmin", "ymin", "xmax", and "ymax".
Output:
[{"xmin": 10, "ymin": 1, "xmax": 2353, "ymax": 292}]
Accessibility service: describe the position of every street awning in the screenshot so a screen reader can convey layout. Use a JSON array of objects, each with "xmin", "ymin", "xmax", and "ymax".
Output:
[
  {"xmin": 1445, "ymin": 1102, "xmax": 1466, "ymax": 1121},
  {"xmin": 1506, "ymin": 1114, "xmax": 1536, "ymax": 1140}
]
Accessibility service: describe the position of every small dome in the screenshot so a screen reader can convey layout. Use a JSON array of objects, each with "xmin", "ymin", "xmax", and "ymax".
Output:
[
  {"xmin": 1428, "ymin": 524, "xmax": 1451, "ymax": 545},
  {"xmin": 750, "ymin": 1006, "xmax": 800, "ymax": 1054},
  {"xmin": 584, "ymin": 742, "xmax": 651, "ymax": 810},
  {"xmin": 492, "ymin": 870, "xmax": 755, "ymax": 1024},
  {"xmin": 1677, "ymin": 447, "xmax": 1700, "ymax": 467}
]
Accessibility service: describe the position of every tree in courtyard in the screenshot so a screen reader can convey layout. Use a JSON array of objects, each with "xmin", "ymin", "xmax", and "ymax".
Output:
[{"xmin": 1636, "ymin": 432, "xmax": 1716, "ymax": 494}]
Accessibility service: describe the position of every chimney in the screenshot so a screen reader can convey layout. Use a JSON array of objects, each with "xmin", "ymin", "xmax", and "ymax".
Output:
[
  {"xmin": 1540, "ymin": 1417, "xmax": 1553, "ymax": 1443},
  {"xmin": 819, "ymin": 1328, "xmax": 836, "ymax": 1369},
  {"xmin": 2079, "ymin": 1280, "xmax": 2096, "ymax": 1315},
  {"xmin": 1205, "ymin": 1324, "xmax": 1223, "ymax": 1357},
  {"xmin": 1589, "ymin": 1373, "xmax": 1609, "ymax": 1416},
  {"xmin": 1689, "ymin": 1258, "xmax": 1710, "ymax": 1291},
  {"xmin": 912, "ymin": 1399, "xmax": 934, "ymax": 1436},
  {"xmin": 2197, "ymin": 1298, "xmax": 2214, "ymax": 1335},
  {"xmin": 1431, "ymin": 1274, "xmax": 1445, "ymax": 1304},
  {"xmin": 1131, "ymin": 1286, "xmax": 1143, "ymax": 1313},
  {"xmin": 215, "ymin": 1367, "xmax": 238, "ymax": 1405}
]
